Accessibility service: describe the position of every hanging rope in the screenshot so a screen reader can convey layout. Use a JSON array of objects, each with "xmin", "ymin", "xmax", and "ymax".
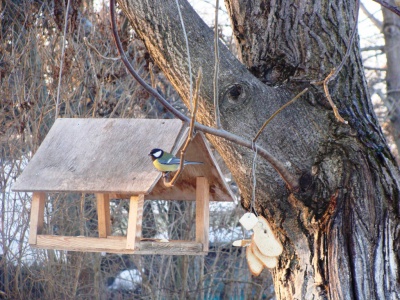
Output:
[
  {"xmin": 55, "ymin": 0, "xmax": 70, "ymax": 119},
  {"xmin": 174, "ymin": 0, "xmax": 193, "ymax": 111},
  {"xmin": 213, "ymin": 0, "xmax": 221, "ymax": 128}
]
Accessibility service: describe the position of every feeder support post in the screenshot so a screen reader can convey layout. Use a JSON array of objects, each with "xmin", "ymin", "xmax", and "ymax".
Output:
[
  {"xmin": 96, "ymin": 193, "xmax": 111, "ymax": 238},
  {"xmin": 126, "ymin": 194, "xmax": 144, "ymax": 249},
  {"xmin": 29, "ymin": 192, "xmax": 46, "ymax": 245},
  {"xmin": 196, "ymin": 177, "xmax": 210, "ymax": 251}
]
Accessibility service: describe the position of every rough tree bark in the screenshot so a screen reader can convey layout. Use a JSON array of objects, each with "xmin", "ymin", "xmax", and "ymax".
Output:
[{"xmin": 116, "ymin": 0, "xmax": 400, "ymax": 299}]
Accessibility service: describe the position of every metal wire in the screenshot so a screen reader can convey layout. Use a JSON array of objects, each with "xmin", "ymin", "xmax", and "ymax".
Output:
[{"xmin": 251, "ymin": 141, "xmax": 258, "ymax": 216}]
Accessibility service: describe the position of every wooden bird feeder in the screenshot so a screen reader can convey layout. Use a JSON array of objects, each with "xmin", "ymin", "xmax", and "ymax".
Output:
[{"xmin": 13, "ymin": 118, "xmax": 234, "ymax": 255}]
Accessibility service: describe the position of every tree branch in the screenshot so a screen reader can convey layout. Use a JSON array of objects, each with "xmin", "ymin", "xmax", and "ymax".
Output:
[
  {"xmin": 109, "ymin": 0, "xmax": 299, "ymax": 191},
  {"xmin": 313, "ymin": 0, "xmax": 360, "ymax": 124},
  {"xmin": 163, "ymin": 69, "xmax": 202, "ymax": 187},
  {"xmin": 324, "ymin": 70, "xmax": 348, "ymax": 124},
  {"xmin": 327, "ymin": 0, "xmax": 360, "ymax": 83},
  {"xmin": 83, "ymin": 37, "xmax": 120, "ymax": 61},
  {"xmin": 373, "ymin": 0, "xmax": 400, "ymax": 17},
  {"xmin": 360, "ymin": 2, "xmax": 383, "ymax": 30}
]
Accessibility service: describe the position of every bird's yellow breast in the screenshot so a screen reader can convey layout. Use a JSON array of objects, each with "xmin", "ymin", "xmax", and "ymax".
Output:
[{"xmin": 153, "ymin": 160, "xmax": 179, "ymax": 172}]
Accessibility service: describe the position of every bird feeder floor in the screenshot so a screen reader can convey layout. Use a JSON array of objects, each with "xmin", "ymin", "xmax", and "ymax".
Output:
[{"xmin": 32, "ymin": 235, "xmax": 207, "ymax": 255}]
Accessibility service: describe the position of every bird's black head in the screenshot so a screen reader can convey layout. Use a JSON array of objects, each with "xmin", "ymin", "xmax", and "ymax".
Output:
[{"xmin": 149, "ymin": 148, "xmax": 164, "ymax": 160}]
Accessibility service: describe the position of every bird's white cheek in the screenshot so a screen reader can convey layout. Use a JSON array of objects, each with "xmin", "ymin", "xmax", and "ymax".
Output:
[{"xmin": 153, "ymin": 150, "xmax": 162, "ymax": 158}]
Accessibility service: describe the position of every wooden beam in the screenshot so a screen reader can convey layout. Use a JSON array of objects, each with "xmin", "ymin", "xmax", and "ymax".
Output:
[
  {"xmin": 29, "ymin": 192, "xmax": 46, "ymax": 245},
  {"xmin": 35, "ymin": 235, "xmax": 128, "ymax": 252},
  {"xmin": 126, "ymin": 194, "xmax": 144, "ymax": 249},
  {"xmin": 196, "ymin": 177, "xmax": 210, "ymax": 251},
  {"xmin": 33, "ymin": 235, "xmax": 206, "ymax": 255},
  {"xmin": 96, "ymin": 194, "xmax": 111, "ymax": 238},
  {"xmin": 136, "ymin": 240, "xmax": 206, "ymax": 255}
]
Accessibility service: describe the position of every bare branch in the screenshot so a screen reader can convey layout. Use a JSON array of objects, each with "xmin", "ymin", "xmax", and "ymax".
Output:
[
  {"xmin": 364, "ymin": 66, "xmax": 387, "ymax": 71},
  {"xmin": 324, "ymin": 70, "xmax": 348, "ymax": 124},
  {"xmin": 327, "ymin": 0, "xmax": 360, "ymax": 83},
  {"xmin": 110, "ymin": 0, "xmax": 299, "ymax": 191},
  {"xmin": 83, "ymin": 37, "xmax": 120, "ymax": 61},
  {"xmin": 360, "ymin": 2, "xmax": 383, "ymax": 30},
  {"xmin": 361, "ymin": 45, "xmax": 385, "ymax": 52},
  {"xmin": 313, "ymin": 0, "xmax": 360, "ymax": 124},
  {"xmin": 373, "ymin": 0, "xmax": 400, "ymax": 17},
  {"xmin": 164, "ymin": 69, "xmax": 202, "ymax": 187}
]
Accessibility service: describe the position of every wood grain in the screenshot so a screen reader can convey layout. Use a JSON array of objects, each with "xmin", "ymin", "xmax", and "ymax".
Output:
[
  {"xmin": 13, "ymin": 118, "xmax": 184, "ymax": 194},
  {"xmin": 29, "ymin": 192, "xmax": 45, "ymax": 245},
  {"xmin": 126, "ymin": 195, "xmax": 144, "ymax": 249},
  {"xmin": 195, "ymin": 177, "xmax": 209, "ymax": 251},
  {"xmin": 34, "ymin": 235, "xmax": 206, "ymax": 255},
  {"xmin": 96, "ymin": 193, "xmax": 111, "ymax": 238}
]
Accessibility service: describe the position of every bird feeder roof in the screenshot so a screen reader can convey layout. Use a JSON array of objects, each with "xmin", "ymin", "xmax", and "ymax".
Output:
[{"xmin": 13, "ymin": 118, "xmax": 234, "ymax": 202}]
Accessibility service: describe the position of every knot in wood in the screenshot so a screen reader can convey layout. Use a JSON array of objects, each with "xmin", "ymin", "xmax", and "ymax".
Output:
[{"xmin": 220, "ymin": 82, "xmax": 250, "ymax": 113}]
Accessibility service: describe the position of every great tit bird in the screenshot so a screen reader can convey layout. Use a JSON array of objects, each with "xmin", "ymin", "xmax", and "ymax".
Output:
[{"xmin": 148, "ymin": 148, "xmax": 203, "ymax": 172}]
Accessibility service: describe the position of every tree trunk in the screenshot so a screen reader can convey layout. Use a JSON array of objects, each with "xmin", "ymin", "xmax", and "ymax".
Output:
[
  {"xmin": 382, "ymin": 0, "xmax": 400, "ymax": 157},
  {"xmin": 117, "ymin": 0, "xmax": 400, "ymax": 299}
]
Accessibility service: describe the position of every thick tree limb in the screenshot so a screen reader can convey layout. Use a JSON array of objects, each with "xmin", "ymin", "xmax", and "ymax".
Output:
[
  {"xmin": 110, "ymin": 0, "xmax": 300, "ymax": 191},
  {"xmin": 253, "ymin": 88, "xmax": 309, "ymax": 142}
]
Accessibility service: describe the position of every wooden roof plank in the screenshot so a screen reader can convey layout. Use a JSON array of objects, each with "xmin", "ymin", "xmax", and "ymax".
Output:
[{"xmin": 13, "ymin": 118, "xmax": 184, "ymax": 194}]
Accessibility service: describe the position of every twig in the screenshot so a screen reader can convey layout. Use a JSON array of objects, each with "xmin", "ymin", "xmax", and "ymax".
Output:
[
  {"xmin": 213, "ymin": 0, "xmax": 221, "ymax": 128},
  {"xmin": 360, "ymin": 2, "xmax": 382, "ymax": 30},
  {"xmin": 364, "ymin": 66, "xmax": 387, "ymax": 71},
  {"xmin": 83, "ymin": 37, "xmax": 120, "ymax": 61},
  {"xmin": 373, "ymin": 0, "xmax": 400, "ymax": 17},
  {"xmin": 253, "ymin": 88, "xmax": 309, "ymax": 142},
  {"xmin": 361, "ymin": 45, "xmax": 385, "ymax": 52},
  {"xmin": 55, "ymin": 0, "xmax": 71, "ymax": 119},
  {"xmin": 175, "ymin": 0, "xmax": 193, "ymax": 111},
  {"xmin": 326, "ymin": 0, "xmax": 360, "ymax": 84},
  {"xmin": 164, "ymin": 68, "xmax": 202, "ymax": 187},
  {"xmin": 324, "ymin": 70, "xmax": 348, "ymax": 124},
  {"xmin": 313, "ymin": 0, "xmax": 360, "ymax": 124},
  {"xmin": 109, "ymin": 0, "xmax": 299, "ymax": 191}
]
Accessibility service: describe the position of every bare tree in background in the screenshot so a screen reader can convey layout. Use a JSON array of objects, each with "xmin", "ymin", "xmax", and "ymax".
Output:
[
  {"xmin": 382, "ymin": 0, "xmax": 400, "ymax": 153},
  {"xmin": 359, "ymin": 0, "xmax": 400, "ymax": 161}
]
